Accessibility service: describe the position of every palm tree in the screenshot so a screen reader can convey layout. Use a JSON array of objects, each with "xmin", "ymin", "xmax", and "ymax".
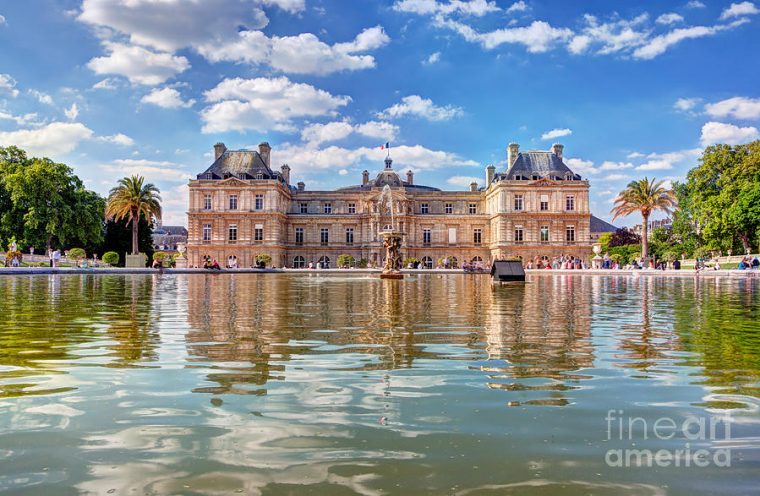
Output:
[
  {"xmin": 611, "ymin": 177, "xmax": 676, "ymax": 261},
  {"xmin": 105, "ymin": 176, "xmax": 161, "ymax": 255}
]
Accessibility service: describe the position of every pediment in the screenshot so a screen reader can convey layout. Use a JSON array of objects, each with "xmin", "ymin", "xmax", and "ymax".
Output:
[
  {"xmin": 219, "ymin": 177, "xmax": 249, "ymax": 185},
  {"xmin": 531, "ymin": 177, "xmax": 559, "ymax": 186}
]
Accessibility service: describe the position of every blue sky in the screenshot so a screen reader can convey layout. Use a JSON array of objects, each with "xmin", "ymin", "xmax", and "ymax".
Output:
[{"xmin": 1, "ymin": 0, "xmax": 759, "ymax": 226}]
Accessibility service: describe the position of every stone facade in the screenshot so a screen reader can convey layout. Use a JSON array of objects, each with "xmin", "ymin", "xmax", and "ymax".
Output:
[{"xmin": 186, "ymin": 141, "xmax": 594, "ymax": 268}]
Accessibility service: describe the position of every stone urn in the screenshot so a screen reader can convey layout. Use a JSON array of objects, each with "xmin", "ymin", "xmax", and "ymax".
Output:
[
  {"xmin": 591, "ymin": 243, "xmax": 603, "ymax": 269},
  {"xmin": 174, "ymin": 243, "xmax": 188, "ymax": 269},
  {"xmin": 380, "ymin": 231, "xmax": 404, "ymax": 280}
]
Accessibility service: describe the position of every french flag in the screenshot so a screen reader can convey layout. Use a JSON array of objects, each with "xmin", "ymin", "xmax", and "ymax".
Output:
[{"xmin": 379, "ymin": 142, "xmax": 390, "ymax": 150}]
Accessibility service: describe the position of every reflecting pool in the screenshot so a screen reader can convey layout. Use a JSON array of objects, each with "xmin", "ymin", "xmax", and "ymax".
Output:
[{"xmin": 1, "ymin": 273, "xmax": 759, "ymax": 495}]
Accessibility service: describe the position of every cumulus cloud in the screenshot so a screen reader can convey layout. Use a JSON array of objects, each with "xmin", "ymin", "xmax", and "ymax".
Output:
[
  {"xmin": 87, "ymin": 42, "xmax": 190, "ymax": 85},
  {"xmin": 393, "ymin": 0, "xmax": 500, "ymax": 17},
  {"xmin": 0, "ymin": 14, "xmax": 6, "ymax": 26},
  {"xmin": 92, "ymin": 78, "xmax": 119, "ymax": 90},
  {"xmin": 720, "ymin": 1, "xmax": 759, "ymax": 20},
  {"xmin": 656, "ymin": 13, "xmax": 684, "ymax": 25},
  {"xmin": 565, "ymin": 157, "xmax": 597, "ymax": 175},
  {"xmin": 29, "ymin": 89, "xmax": 54, "ymax": 105},
  {"xmin": 505, "ymin": 1, "xmax": 528, "ymax": 14},
  {"xmin": 674, "ymin": 97, "xmax": 700, "ymax": 112},
  {"xmin": 377, "ymin": 95, "xmax": 463, "ymax": 121},
  {"xmin": 437, "ymin": 16, "xmax": 573, "ymax": 52},
  {"xmin": 97, "ymin": 133, "xmax": 135, "ymax": 146},
  {"xmin": 600, "ymin": 161, "xmax": 634, "ymax": 170},
  {"xmin": 704, "ymin": 96, "xmax": 760, "ymax": 120},
  {"xmin": 686, "ymin": 1, "xmax": 705, "ymax": 8},
  {"xmin": 0, "ymin": 111, "xmax": 42, "ymax": 127},
  {"xmin": 301, "ymin": 121, "xmax": 354, "ymax": 146},
  {"xmin": 632, "ymin": 22, "xmax": 743, "ymax": 60},
  {"xmin": 700, "ymin": 121, "xmax": 759, "ymax": 146},
  {"xmin": 355, "ymin": 120, "xmax": 399, "ymax": 140},
  {"xmin": 198, "ymin": 26, "xmax": 389, "ymax": 76},
  {"xmin": 102, "ymin": 159, "xmax": 191, "ymax": 182},
  {"xmin": 423, "ymin": 52, "xmax": 441, "ymax": 64},
  {"xmin": 541, "ymin": 128, "xmax": 572, "ymax": 140},
  {"xmin": 200, "ymin": 77, "xmax": 351, "ymax": 134},
  {"xmin": 64, "ymin": 103, "xmax": 79, "ymax": 120},
  {"xmin": 141, "ymin": 87, "xmax": 195, "ymax": 108},
  {"xmin": 446, "ymin": 175, "xmax": 480, "ymax": 187},
  {"xmin": 0, "ymin": 122, "xmax": 94, "ymax": 156},
  {"xmin": 0, "ymin": 73, "xmax": 19, "ymax": 97}
]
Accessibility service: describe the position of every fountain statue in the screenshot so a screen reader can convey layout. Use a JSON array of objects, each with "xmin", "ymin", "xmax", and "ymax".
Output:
[{"xmin": 378, "ymin": 185, "xmax": 404, "ymax": 280}]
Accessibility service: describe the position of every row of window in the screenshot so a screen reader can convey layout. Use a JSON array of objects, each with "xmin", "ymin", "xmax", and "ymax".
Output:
[
  {"xmin": 512, "ymin": 194, "xmax": 575, "ymax": 212},
  {"xmin": 203, "ymin": 194, "xmax": 265, "ymax": 211},
  {"xmin": 510, "ymin": 225, "xmax": 575, "ymax": 243}
]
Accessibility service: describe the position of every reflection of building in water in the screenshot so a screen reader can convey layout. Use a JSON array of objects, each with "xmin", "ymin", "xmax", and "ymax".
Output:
[
  {"xmin": 184, "ymin": 274, "xmax": 494, "ymax": 394},
  {"xmin": 482, "ymin": 275, "xmax": 594, "ymax": 406}
]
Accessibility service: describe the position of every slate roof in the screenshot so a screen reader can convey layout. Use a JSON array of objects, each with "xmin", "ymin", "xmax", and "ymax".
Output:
[
  {"xmin": 590, "ymin": 215, "xmax": 618, "ymax": 233},
  {"xmin": 154, "ymin": 225, "xmax": 188, "ymax": 236},
  {"xmin": 504, "ymin": 150, "xmax": 581, "ymax": 181},
  {"xmin": 197, "ymin": 150, "xmax": 278, "ymax": 180}
]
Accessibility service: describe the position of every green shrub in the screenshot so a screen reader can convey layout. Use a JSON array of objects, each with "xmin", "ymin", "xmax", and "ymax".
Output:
[
  {"xmin": 68, "ymin": 248, "xmax": 86, "ymax": 260},
  {"xmin": 102, "ymin": 251, "xmax": 119, "ymax": 266},
  {"xmin": 337, "ymin": 254, "xmax": 355, "ymax": 268},
  {"xmin": 357, "ymin": 258, "xmax": 369, "ymax": 268},
  {"xmin": 403, "ymin": 257, "xmax": 420, "ymax": 267},
  {"xmin": 256, "ymin": 254, "xmax": 272, "ymax": 267},
  {"xmin": 153, "ymin": 252, "xmax": 168, "ymax": 261}
]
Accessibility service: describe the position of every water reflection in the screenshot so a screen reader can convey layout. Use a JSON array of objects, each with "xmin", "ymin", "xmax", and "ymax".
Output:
[{"xmin": 0, "ymin": 273, "xmax": 759, "ymax": 495}]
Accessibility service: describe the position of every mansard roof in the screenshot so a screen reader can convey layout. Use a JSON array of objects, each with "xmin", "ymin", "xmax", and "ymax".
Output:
[
  {"xmin": 590, "ymin": 215, "xmax": 618, "ymax": 233},
  {"xmin": 505, "ymin": 150, "xmax": 581, "ymax": 181},
  {"xmin": 197, "ymin": 150, "xmax": 277, "ymax": 180}
]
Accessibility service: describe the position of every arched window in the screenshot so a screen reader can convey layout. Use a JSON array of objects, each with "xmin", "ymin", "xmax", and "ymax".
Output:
[
  {"xmin": 471, "ymin": 256, "xmax": 483, "ymax": 262},
  {"xmin": 293, "ymin": 256, "xmax": 305, "ymax": 268},
  {"xmin": 422, "ymin": 256, "xmax": 433, "ymax": 269},
  {"xmin": 318, "ymin": 256, "xmax": 331, "ymax": 268},
  {"xmin": 382, "ymin": 224, "xmax": 392, "ymax": 231}
]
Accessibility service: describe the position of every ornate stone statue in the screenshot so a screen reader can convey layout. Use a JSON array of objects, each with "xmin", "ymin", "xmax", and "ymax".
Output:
[{"xmin": 377, "ymin": 185, "xmax": 405, "ymax": 279}]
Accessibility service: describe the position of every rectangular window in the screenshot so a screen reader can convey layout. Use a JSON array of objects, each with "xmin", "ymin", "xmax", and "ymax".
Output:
[
  {"xmin": 473, "ymin": 228, "xmax": 482, "ymax": 245},
  {"xmin": 323, "ymin": 203, "xmax": 332, "ymax": 214},
  {"xmin": 423, "ymin": 228, "xmax": 431, "ymax": 245},
  {"xmin": 566, "ymin": 226, "xmax": 576, "ymax": 243},
  {"xmin": 320, "ymin": 227, "xmax": 329, "ymax": 245},
  {"xmin": 202, "ymin": 223, "xmax": 211, "ymax": 241},
  {"xmin": 566, "ymin": 195, "xmax": 575, "ymax": 211},
  {"xmin": 295, "ymin": 227, "xmax": 304, "ymax": 245},
  {"xmin": 254, "ymin": 224, "xmax": 263, "ymax": 242},
  {"xmin": 445, "ymin": 203, "xmax": 453, "ymax": 214},
  {"xmin": 514, "ymin": 226, "xmax": 524, "ymax": 243},
  {"xmin": 203, "ymin": 194, "xmax": 212, "ymax": 210},
  {"xmin": 255, "ymin": 194, "xmax": 263, "ymax": 210},
  {"xmin": 421, "ymin": 203, "xmax": 429, "ymax": 214},
  {"xmin": 540, "ymin": 194, "xmax": 549, "ymax": 211},
  {"xmin": 448, "ymin": 227, "xmax": 457, "ymax": 244},
  {"xmin": 514, "ymin": 195, "xmax": 523, "ymax": 211},
  {"xmin": 469, "ymin": 203, "xmax": 477, "ymax": 214},
  {"xmin": 228, "ymin": 195, "xmax": 238, "ymax": 210},
  {"xmin": 228, "ymin": 224, "xmax": 237, "ymax": 242},
  {"xmin": 300, "ymin": 202, "xmax": 308, "ymax": 214},
  {"xmin": 540, "ymin": 225, "xmax": 550, "ymax": 243},
  {"xmin": 348, "ymin": 203, "xmax": 356, "ymax": 214},
  {"xmin": 346, "ymin": 227, "xmax": 354, "ymax": 245}
]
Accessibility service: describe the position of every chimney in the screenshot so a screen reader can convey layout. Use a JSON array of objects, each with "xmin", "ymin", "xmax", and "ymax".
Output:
[
  {"xmin": 507, "ymin": 142, "xmax": 519, "ymax": 167},
  {"xmin": 214, "ymin": 142, "xmax": 226, "ymax": 161},
  {"xmin": 280, "ymin": 164, "xmax": 290, "ymax": 184},
  {"xmin": 470, "ymin": 182, "xmax": 478, "ymax": 192},
  {"xmin": 258, "ymin": 141, "xmax": 271, "ymax": 167},
  {"xmin": 362, "ymin": 170, "xmax": 369, "ymax": 186},
  {"xmin": 551, "ymin": 143, "xmax": 564, "ymax": 160},
  {"xmin": 406, "ymin": 170, "xmax": 414, "ymax": 185},
  {"xmin": 486, "ymin": 164, "xmax": 495, "ymax": 186},
  {"xmin": 297, "ymin": 181, "xmax": 305, "ymax": 191}
]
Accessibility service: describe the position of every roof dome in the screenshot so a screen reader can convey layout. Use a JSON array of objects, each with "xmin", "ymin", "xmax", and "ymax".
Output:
[{"xmin": 374, "ymin": 169, "xmax": 402, "ymax": 188}]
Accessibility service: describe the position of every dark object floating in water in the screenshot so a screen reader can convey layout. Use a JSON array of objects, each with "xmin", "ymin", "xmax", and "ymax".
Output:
[{"xmin": 491, "ymin": 260, "xmax": 526, "ymax": 283}]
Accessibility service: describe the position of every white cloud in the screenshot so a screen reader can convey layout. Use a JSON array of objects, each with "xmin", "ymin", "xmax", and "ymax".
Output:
[
  {"xmin": 720, "ymin": 1, "xmax": 759, "ymax": 20},
  {"xmin": 565, "ymin": 157, "xmax": 597, "ymax": 175},
  {"xmin": 541, "ymin": 127, "xmax": 572, "ymax": 140},
  {"xmin": 103, "ymin": 159, "xmax": 191, "ymax": 182},
  {"xmin": 0, "ymin": 122, "xmax": 94, "ymax": 157},
  {"xmin": 261, "ymin": 0, "xmax": 305, "ymax": 14},
  {"xmin": 0, "ymin": 111, "xmax": 42, "ymax": 127},
  {"xmin": 92, "ymin": 78, "xmax": 119, "ymax": 90},
  {"xmin": 200, "ymin": 77, "xmax": 351, "ymax": 134},
  {"xmin": 141, "ymin": 87, "xmax": 195, "ymax": 109},
  {"xmin": 355, "ymin": 120, "xmax": 399, "ymax": 140},
  {"xmin": 700, "ymin": 121, "xmax": 760, "ymax": 146},
  {"xmin": 447, "ymin": 175, "xmax": 480, "ymax": 187},
  {"xmin": 378, "ymin": 95, "xmax": 463, "ymax": 121},
  {"xmin": 28, "ymin": 89, "xmax": 53, "ymax": 105},
  {"xmin": 626, "ymin": 151, "xmax": 645, "ymax": 159},
  {"xmin": 636, "ymin": 159, "xmax": 672, "ymax": 171},
  {"xmin": 600, "ymin": 161, "xmax": 634, "ymax": 170},
  {"xmin": 674, "ymin": 97, "xmax": 700, "ymax": 111},
  {"xmin": 506, "ymin": 1, "xmax": 528, "ymax": 14},
  {"xmin": 301, "ymin": 121, "xmax": 354, "ymax": 145},
  {"xmin": 160, "ymin": 183, "xmax": 189, "ymax": 226},
  {"xmin": 199, "ymin": 26, "xmax": 389, "ymax": 76},
  {"xmin": 64, "ymin": 103, "xmax": 79, "ymax": 120},
  {"xmin": 656, "ymin": 13, "xmax": 684, "ymax": 25},
  {"xmin": 632, "ymin": 21, "xmax": 746, "ymax": 60},
  {"xmin": 393, "ymin": 0, "xmax": 500, "ymax": 17},
  {"xmin": 423, "ymin": 51, "xmax": 441, "ymax": 64},
  {"xmin": 0, "ymin": 74, "xmax": 18, "ymax": 97},
  {"xmin": 566, "ymin": 14, "xmax": 650, "ymax": 55},
  {"xmin": 338, "ymin": 168, "xmax": 349, "ymax": 175},
  {"xmin": 686, "ymin": 1, "xmax": 706, "ymax": 8},
  {"xmin": 602, "ymin": 173, "xmax": 632, "ymax": 181},
  {"xmin": 98, "ymin": 133, "xmax": 135, "ymax": 146},
  {"xmin": 704, "ymin": 96, "xmax": 760, "ymax": 120},
  {"xmin": 0, "ymin": 14, "xmax": 6, "ymax": 26},
  {"xmin": 438, "ymin": 16, "xmax": 573, "ymax": 52},
  {"xmin": 87, "ymin": 42, "xmax": 190, "ymax": 85}
]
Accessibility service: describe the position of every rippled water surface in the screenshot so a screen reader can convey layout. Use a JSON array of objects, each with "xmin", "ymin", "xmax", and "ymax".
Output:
[{"xmin": 1, "ymin": 273, "xmax": 759, "ymax": 495}]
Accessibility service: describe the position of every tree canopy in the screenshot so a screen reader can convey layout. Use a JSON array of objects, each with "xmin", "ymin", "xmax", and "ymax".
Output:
[{"xmin": 105, "ymin": 175, "xmax": 161, "ymax": 255}]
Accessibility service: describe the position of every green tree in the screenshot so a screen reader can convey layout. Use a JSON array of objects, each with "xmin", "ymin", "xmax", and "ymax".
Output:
[
  {"xmin": 105, "ymin": 176, "xmax": 161, "ymax": 255},
  {"xmin": 102, "ymin": 251, "xmax": 120, "ymax": 266},
  {"xmin": 611, "ymin": 177, "xmax": 676, "ymax": 260},
  {"xmin": 101, "ymin": 217, "xmax": 155, "ymax": 265},
  {"xmin": 337, "ymin": 254, "xmax": 355, "ymax": 268},
  {"xmin": 256, "ymin": 254, "xmax": 272, "ymax": 267}
]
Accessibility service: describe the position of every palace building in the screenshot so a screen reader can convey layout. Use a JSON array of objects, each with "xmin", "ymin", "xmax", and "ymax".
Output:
[{"xmin": 186, "ymin": 141, "xmax": 599, "ymax": 268}]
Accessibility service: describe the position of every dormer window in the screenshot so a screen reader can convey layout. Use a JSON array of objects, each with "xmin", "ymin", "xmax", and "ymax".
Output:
[
  {"xmin": 205, "ymin": 173, "xmax": 212, "ymax": 180},
  {"xmin": 256, "ymin": 173, "xmax": 264, "ymax": 180},
  {"xmin": 239, "ymin": 173, "xmax": 246, "ymax": 180},
  {"xmin": 565, "ymin": 173, "xmax": 573, "ymax": 180},
  {"xmin": 532, "ymin": 175, "xmax": 540, "ymax": 180}
]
